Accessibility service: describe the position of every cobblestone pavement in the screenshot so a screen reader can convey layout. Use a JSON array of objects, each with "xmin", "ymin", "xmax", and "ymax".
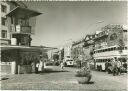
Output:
[{"xmin": 1, "ymin": 66, "xmax": 127, "ymax": 91}]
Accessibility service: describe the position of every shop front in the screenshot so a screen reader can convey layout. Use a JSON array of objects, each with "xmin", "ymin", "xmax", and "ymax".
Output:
[{"xmin": 1, "ymin": 46, "xmax": 41, "ymax": 74}]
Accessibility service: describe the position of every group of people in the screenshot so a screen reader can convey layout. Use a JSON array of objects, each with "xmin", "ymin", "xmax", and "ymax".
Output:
[
  {"xmin": 31, "ymin": 56, "xmax": 47, "ymax": 74},
  {"xmin": 35, "ymin": 60, "xmax": 44, "ymax": 74},
  {"xmin": 105, "ymin": 57, "xmax": 127, "ymax": 76}
]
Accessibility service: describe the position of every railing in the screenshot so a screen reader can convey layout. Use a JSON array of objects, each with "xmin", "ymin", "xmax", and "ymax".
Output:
[{"xmin": 11, "ymin": 25, "xmax": 31, "ymax": 34}]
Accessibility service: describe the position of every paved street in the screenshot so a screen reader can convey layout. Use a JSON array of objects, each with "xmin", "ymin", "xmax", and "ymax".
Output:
[{"xmin": 1, "ymin": 66, "xmax": 127, "ymax": 91}]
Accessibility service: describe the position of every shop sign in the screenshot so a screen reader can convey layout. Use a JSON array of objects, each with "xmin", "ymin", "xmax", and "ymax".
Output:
[{"xmin": 16, "ymin": 25, "xmax": 21, "ymax": 33}]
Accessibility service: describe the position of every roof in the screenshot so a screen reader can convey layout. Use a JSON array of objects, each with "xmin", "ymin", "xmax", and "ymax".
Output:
[
  {"xmin": 6, "ymin": 6, "xmax": 42, "ymax": 18},
  {"xmin": 10, "ymin": 1, "xmax": 27, "ymax": 8}
]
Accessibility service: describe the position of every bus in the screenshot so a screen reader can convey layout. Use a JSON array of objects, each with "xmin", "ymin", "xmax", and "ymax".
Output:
[{"xmin": 93, "ymin": 46, "xmax": 128, "ymax": 71}]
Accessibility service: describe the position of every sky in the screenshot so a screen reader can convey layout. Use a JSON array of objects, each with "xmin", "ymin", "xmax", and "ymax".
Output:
[{"xmin": 24, "ymin": 1, "xmax": 127, "ymax": 47}]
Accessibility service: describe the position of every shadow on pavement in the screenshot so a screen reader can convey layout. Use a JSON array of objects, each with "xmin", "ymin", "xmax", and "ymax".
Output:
[
  {"xmin": 39, "ymin": 69, "xmax": 69, "ymax": 75},
  {"xmin": 79, "ymin": 81, "xmax": 95, "ymax": 85},
  {"xmin": 1, "ymin": 77, "xmax": 9, "ymax": 81},
  {"xmin": 86, "ymin": 81, "xmax": 95, "ymax": 84}
]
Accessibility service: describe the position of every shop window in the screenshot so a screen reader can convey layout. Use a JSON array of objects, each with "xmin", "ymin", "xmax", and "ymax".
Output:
[
  {"xmin": 1, "ymin": 17, "xmax": 6, "ymax": 25},
  {"xmin": 1, "ymin": 30, "xmax": 7, "ymax": 38},
  {"xmin": 1, "ymin": 5, "xmax": 7, "ymax": 13}
]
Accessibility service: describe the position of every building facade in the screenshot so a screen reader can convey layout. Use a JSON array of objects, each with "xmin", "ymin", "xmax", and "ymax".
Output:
[
  {"xmin": 0, "ymin": 1, "xmax": 10, "ymax": 45},
  {"xmin": 47, "ymin": 48, "xmax": 59, "ymax": 61},
  {"xmin": 71, "ymin": 38, "xmax": 85, "ymax": 61},
  {"xmin": 0, "ymin": 1, "xmax": 42, "ymax": 74},
  {"xmin": 93, "ymin": 25, "xmax": 127, "ymax": 59},
  {"xmin": 71, "ymin": 24, "xmax": 127, "ymax": 69},
  {"xmin": 64, "ymin": 43, "xmax": 72, "ymax": 60},
  {"xmin": 93, "ymin": 25, "xmax": 128, "ymax": 70}
]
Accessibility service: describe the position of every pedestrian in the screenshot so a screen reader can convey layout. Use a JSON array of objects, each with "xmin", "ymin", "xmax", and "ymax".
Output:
[
  {"xmin": 31, "ymin": 61, "xmax": 36, "ymax": 73},
  {"xmin": 35, "ymin": 61, "xmax": 39, "ymax": 74},
  {"xmin": 60, "ymin": 62, "xmax": 64, "ymax": 70},
  {"xmin": 123, "ymin": 61, "xmax": 127, "ymax": 73},
  {"xmin": 107, "ymin": 60, "xmax": 112, "ymax": 74},
  {"xmin": 105, "ymin": 61, "xmax": 109, "ymax": 72},
  {"xmin": 44, "ymin": 60, "xmax": 46, "ymax": 68},
  {"xmin": 38, "ymin": 59, "xmax": 43, "ymax": 73},
  {"xmin": 111, "ymin": 58, "xmax": 118, "ymax": 76},
  {"xmin": 116, "ymin": 59, "xmax": 121, "ymax": 75}
]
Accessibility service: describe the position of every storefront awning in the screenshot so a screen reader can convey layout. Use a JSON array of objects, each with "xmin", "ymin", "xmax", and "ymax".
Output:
[{"xmin": 6, "ymin": 6, "xmax": 42, "ymax": 18}]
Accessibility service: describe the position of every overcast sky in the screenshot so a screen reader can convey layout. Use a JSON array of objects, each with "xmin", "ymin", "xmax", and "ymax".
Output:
[{"xmin": 24, "ymin": 1, "xmax": 127, "ymax": 47}]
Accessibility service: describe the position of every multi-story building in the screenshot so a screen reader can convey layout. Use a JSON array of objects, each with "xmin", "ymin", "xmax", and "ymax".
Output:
[
  {"xmin": 47, "ymin": 48, "xmax": 59, "ymax": 61},
  {"xmin": 71, "ymin": 38, "xmax": 85, "ymax": 61},
  {"xmin": 0, "ymin": 1, "xmax": 42, "ymax": 74},
  {"xmin": 93, "ymin": 24, "xmax": 128, "ymax": 70},
  {"xmin": 71, "ymin": 24, "xmax": 127, "ymax": 70},
  {"xmin": 0, "ymin": 1, "xmax": 10, "ymax": 45},
  {"xmin": 83, "ymin": 34, "xmax": 95, "ymax": 60},
  {"xmin": 64, "ymin": 43, "xmax": 72, "ymax": 60}
]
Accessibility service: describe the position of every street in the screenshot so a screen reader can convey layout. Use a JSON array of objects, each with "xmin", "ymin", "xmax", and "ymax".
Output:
[{"xmin": 1, "ymin": 66, "xmax": 127, "ymax": 91}]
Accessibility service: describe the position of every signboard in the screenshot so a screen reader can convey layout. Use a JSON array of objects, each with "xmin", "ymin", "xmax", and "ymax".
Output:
[{"xmin": 16, "ymin": 25, "xmax": 21, "ymax": 33}]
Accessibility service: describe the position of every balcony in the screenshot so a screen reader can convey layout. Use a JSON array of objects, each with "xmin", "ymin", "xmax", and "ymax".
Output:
[{"xmin": 11, "ymin": 25, "xmax": 31, "ymax": 34}]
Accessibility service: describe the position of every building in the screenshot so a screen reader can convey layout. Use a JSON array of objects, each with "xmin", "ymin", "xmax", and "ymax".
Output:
[
  {"xmin": 64, "ymin": 43, "xmax": 72, "ymax": 60},
  {"xmin": 71, "ymin": 24, "xmax": 127, "ymax": 69},
  {"xmin": 71, "ymin": 38, "xmax": 85, "ymax": 61},
  {"xmin": 83, "ymin": 34, "xmax": 95, "ymax": 61},
  {"xmin": 0, "ymin": 1, "xmax": 42, "ymax": 74},
  {"xmin": 0, "ymin": 1, "xmax": 10, "ymax": 45},
  {"xmin": 93, "ymin": 24, "xmax": 128, "ymax": 70},
  {"xmin": 47, "ymin": 48, "xmax": 59, "ymax": 61}
]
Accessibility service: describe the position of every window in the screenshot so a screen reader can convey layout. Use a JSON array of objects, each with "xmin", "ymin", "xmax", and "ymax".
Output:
[
  {"xmin": 110, "ymin": 33, "xmax": 117, "ymax": 40},
  {"xmin": 110, "ymin": 48, "xmax": 114, "ymax": 51},
  {"xmin": 11, "ymin": 17, "xmax": 13, "ymax": 24},
  {"xmin": 1, "ymin": 5, "xmax": 7, "ymax": 13},
  {"xmin": 1, "ymin": 30, "xmax": 7, "ymax": 38},
  {"xmin": 1, "ymin": 17, "xmax": 6, "ymax": 25},
  {"xmin": 113, "ymin": 47, "xmax": 116, "ymax": 50},
  {"xmin": 105, "ymin": 49, "xmax": 108, "ymax": 52}
]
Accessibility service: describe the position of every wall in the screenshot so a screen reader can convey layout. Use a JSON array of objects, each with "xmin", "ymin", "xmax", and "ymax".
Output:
[{"xmin": 0, "ymin": 62, "xmax": 11, "ymax": 75}]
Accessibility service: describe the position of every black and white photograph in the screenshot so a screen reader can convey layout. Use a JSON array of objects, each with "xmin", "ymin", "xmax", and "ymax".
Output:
[{"xmin": 0, "ymin": 0, "xmax": 128, "ymax": 90}]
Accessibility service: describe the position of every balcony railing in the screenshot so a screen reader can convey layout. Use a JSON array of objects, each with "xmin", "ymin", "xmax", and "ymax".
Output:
[{"xmin": 11, "ymin": 25, "xmax": 31, "ymax": 34}]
